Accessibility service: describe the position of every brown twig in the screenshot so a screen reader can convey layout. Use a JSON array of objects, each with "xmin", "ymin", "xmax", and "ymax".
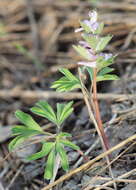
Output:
[{"xmin": 0, "ymin": 89, "xmax": 136, "ymax": 102}]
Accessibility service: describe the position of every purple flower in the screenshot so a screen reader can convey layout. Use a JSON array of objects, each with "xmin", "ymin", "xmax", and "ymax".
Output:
[
  {"xmin": 99, "ymin": 53, "xmax": 112, "ymax": 60},
  {"xmin": 79, "ymin": 41, "xmax": 97, "ymax": 60},
  {"xmin": 79, "ymin": 41, "xmax": 91, "ymax": 49},
  {"xmin": 75, "ymin": 10, "xmax": 99, "ymax": 33}
]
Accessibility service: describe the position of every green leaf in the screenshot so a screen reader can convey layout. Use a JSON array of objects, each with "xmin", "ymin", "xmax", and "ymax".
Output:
[
  {"xmin": 97, "ymin": 74, "xmax": 119, "ymax": 82},
  {"xmin": 51, "ymin": 79, "xmax": 80, "ymax": 92},
  {"xmin": 36, "ymin": 101, "xmax": 56, "ymax": 120},
  {"xmin": 44, "ymin": 149, "xmax": 56, "ymax": 179},
  {"xmin": 86, "ymin": 67, "xmax": 93, "ymax": 81},
  {"xmin": 94, "ymin": 22, "xmax": 104, "ymax": 34},
  {"xmin": 56, "ymin": 143, "xmax": 69, "ymax": 171},
  {"xmin": 56, "ymin": 103, "xmax": 64, "ymax": 121},
  {"xmin": 58, "ymin": 132, "xmax": 72, "ymax": 138},
  {"xmin": 51, "ymin": 69, "xmax": 81, "ymax": 92},
  {"xmin": 60, "ymin": 140, "xmax": 79, "ymax": 151},
  {"xmin": 12, "ymin": 125, "xmax": 26, "ymax": 135},
  {"xmin": 98, "ymin": 67, "xmax": 114, "ymax": 76},
  {"xmin": 12, "ymin": 125, "xmax": 43, "ymax": 136},
  {"xmin": 80, "ymin": 21, "xmax": 92, "ymax": 33},
  {"xmin": 27, "ymin": 142, "xmax": 55, "ymax": 160},
  {"xmin": 97, "ymin": 56, "xmax": 115, "ymax": 69},
  {"xmin": 82, "ymin": 34, "xmax": 99, "ymax": 50},
  {"xmin": 73, "ymin": 45, "xmax": 90, "ymax": 60},
  {"xmin": 31, "ymin": 101, "xmax": 57, "ymax": 125},
  {"xmin": 96, "ymin": 35, "xmax": 112, "ymax": 52},
  {"xmin": 15, "ymin": 110, "xmax": 42, "ymax": 132},
  {"xmin": 59, "ymin": 68, "xmax": 79, "ymax": 81},
  {"xmin": 9, "ymin": 135, "xmax": 28, "ymax": 151},
  {"xmin": 57, "ymin": 101, "xmax": 73, "ymax": 126}
]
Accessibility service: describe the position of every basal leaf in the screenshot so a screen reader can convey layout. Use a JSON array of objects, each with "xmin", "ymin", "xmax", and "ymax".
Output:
[
  {"xmin": 31, "ymin": 101, "xmax": 57, "ymax": 125},
  {"xmin": 57, "ymin": 101, "xmax": 73, "ymax": 125},
  {"xmin": 9, "ymin": 135, "xmax": 28, "ymax": 151},
  {"xmin": 56, "ymin": 142, "xmax": 69, "ymax": 171},
  {"xmin": 15, "ymin": 110, "xmax": 42, "ymax": 132},
  {"xmin": 36, "ymin": 101, "xmax": 56, "ymax": 120},
  {"xmin": 27, "ymin": 142, "xmax": 54, "ymax": 160},
  {"xmin": 60, "ymin": 140, "xmax": 79, "ymax": 151},
  {"xmin": 44, "ymin": 149, "xmax": 56, "ymax": 179},
  {"xmin": 12, "ymin": 125, "xmax": 26, "ymax": 135},
  {"xmin": 12, "ymin": 125, "xmax": 43, "ymax": 136},
  {"xmin": 56, "ymin": 103, "xmax": 64, "ymax": 121}
]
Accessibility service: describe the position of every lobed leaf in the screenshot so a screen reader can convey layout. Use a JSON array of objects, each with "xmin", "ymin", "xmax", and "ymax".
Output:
[
  {"xmin": 94, "ymin": 22, "xmax": 104, "ymax": 34},
  {"xmin": 58, "ymin": 132, "xmax": 72, "ymax": 138},
  {"xmin": 56, "ymin": 142, "xmax": 69, "ymax": 171},
  {"xmin": 51, "ymin": 69, "xmax": 81, "ymax": 92},
  {"xmin": 12, "ymin": 125, "xmax": 43, "ymax": 136},
  {"xmin": 97, "ymin": 67, "xmax": 114, "ymax": 76},
  {"xmin": 60, "ymin": 139, "xmax": 79, "ymax": 151},
  {"xmin": 9, "ymin": 135, "xmax": 28, "ymax": 151},
  {"xmin": 73, "ymin": 45, "xmax": 91, "ymax": 60},
  {"xmin": 44, "ymin": 149, "xmax": 56, "ymax": 179},
  {"xmin": 59, "ymin": 68, "xmax": 79, "ymax": 82},
  {"xmin": 96, "ymin": 35, "xmax": 112, "ymax": 52},
  {"xmin": 31, "ymin": 101, "xmax": 57, "ymax": 125},
  {"xmin": 97, "ymin": 56, "xmax": 115, "ymax": 69},
  {"xmin": 80, "ymin": 21, "xmax": 92, "ymax": 33},
  {"xmin": 27, "ymin": 142, "xmax": 55, "ymax": 160},
  {"xmin": 57, "ymin": 101, "xmax": 73, "ymax": 126},
  {"xmin": 97, "ymin": 74, "xmax": 119, "ymax": 82},
  {"xmin": 15, "ymin": 110, "xmax": 42, "ymax": 132},
  {"xmin": 82, "ymin": 34, "xmax": 99, "ymax": 50},
  {"xmin": 52, "ymin": 80, "xmax": 80, "ymax": 92}
]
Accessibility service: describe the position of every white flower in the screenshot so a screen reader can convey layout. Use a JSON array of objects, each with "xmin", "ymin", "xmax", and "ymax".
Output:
[
  {"xmin": 88, "ymin": 10, "xmax": 98, "ymax": 24},
  {"xmin": 78, "ymin": 61, "xmax": 97, "ymax": 68}
]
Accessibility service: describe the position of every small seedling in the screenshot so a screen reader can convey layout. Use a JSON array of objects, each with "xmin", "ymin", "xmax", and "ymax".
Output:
[{"xmin": 9, "ymin": 101, "xmax": 79, "ymax": 179}]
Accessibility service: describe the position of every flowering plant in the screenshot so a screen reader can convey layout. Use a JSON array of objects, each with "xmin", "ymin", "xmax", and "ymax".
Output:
[
  {"xmin": 9, "ymin": 10, "xmax": 119, "ymax": 184},
  {"xmin": 52, "ymin": 10, "xmax": 119, "ymax": 152}
]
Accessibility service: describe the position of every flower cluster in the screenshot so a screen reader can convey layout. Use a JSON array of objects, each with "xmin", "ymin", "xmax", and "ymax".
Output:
[{"xmin": 74, "ymin": 10, "xmax": 113, "ymax": 69}]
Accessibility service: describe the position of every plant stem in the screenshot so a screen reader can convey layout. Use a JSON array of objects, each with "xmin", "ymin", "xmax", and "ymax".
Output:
[
  {"xmin": 92, "ymin": 68, "xmax": 117, "ymax": 189},
  {"xmin": 78, "ymin": 68, "xmax": 117, "ymax": 189},
  {"xmin": 92, "ymin": 68, "xmax": 110, "ymax": 151}
]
